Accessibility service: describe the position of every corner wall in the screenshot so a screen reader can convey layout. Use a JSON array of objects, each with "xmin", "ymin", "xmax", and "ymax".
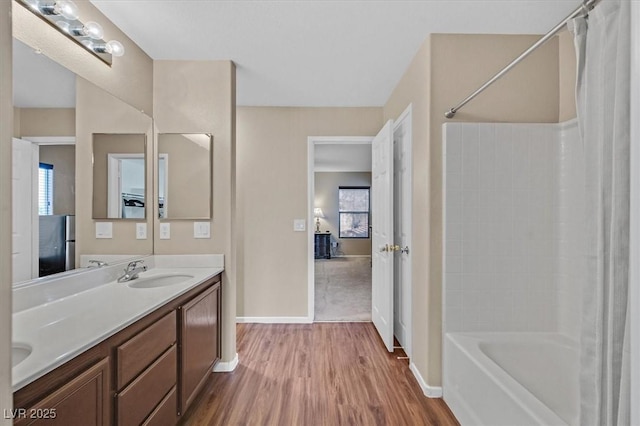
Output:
[
  {"xmin": 153, "ymin": 60, "xmax": 237, "ymax": 363},
  {"xmin": 0, "ymin": 1, "xmax": 11, "ymax": 421},
  {"xmin": 384, "ymin": 33, "xmax": 562, "ymax": 388}
]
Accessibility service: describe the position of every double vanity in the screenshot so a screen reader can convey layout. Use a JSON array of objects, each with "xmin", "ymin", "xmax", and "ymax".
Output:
[{"xmin": 12, "ymin": 255, "xmax": 223, "ymax": 425}]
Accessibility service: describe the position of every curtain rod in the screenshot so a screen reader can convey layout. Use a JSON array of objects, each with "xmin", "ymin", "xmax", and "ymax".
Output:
[{"xmin": 444, "ymin": 0, "xmax": 600, "ymax": 119}]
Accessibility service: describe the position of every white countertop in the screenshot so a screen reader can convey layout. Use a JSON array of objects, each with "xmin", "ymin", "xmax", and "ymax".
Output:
[{"xmin": 12, "ymin": 255, "xmax": 223, "ymax": 391}]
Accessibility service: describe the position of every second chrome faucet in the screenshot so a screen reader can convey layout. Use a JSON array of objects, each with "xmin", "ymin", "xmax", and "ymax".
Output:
[{"xmin": 117, "ymin": 260, "xmax": 147, "ymax": 283}]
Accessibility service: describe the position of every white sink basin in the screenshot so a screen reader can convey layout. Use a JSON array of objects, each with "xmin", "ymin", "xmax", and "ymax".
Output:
[
  {"xmin": 12, "ymin": 344, "xmax": 32, "ymax": 367},
  {"xmin": 127, "ymin": 274, "xmax": 194, "ymax": 289}
]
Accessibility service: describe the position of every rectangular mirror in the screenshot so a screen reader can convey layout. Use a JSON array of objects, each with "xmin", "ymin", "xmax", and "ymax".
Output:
[
  {"xmin": 158, "ymin": 133, "xmax": 213, "ymax": 220},
  {"xmin": 92, "ymin": 133, "xmax": 147, "ymax": 219}
]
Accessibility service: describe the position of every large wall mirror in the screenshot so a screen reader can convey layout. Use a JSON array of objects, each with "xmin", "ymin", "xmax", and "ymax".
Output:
[
  {"xmin": 11, "ymin": 36, "xmax": 153, "ymax": 285},
  {"xmin": 158, "ymin": 133, "xmax": 213, "ymax": 220},
  {"xmin": 92, "ymin": 133, "xmax": 147, "ymax": 219}
]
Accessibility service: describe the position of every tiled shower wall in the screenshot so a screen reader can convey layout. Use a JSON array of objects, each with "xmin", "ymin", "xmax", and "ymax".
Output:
[{"xmin": 443, "ymin": 121, "xmax": 583, "ymax": 338}]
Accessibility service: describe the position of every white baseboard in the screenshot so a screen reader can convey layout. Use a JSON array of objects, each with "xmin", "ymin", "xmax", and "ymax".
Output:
[
  {"xmin": 410, "ymin": 362, "xmax": 443, "ymax": 398},
  {"xmin": 213, "ymin": 353, "xmax": 239, "ymax": 372},
  {"xmin": 236, "ymin": 316, "xmax": 313, "ymax": 324},
  {"xmin": 332, "ymin": 255, "xmax": 372, "ymax": 258}
]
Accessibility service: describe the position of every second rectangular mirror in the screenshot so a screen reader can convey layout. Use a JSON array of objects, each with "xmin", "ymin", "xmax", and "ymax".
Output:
[
  {"xmin": 92, "ymin": 133, "xmax": 147, "ymax": 219},
  {"xmin": 158, "ymin": 133, "xmax": 213, "ymax": 220}
]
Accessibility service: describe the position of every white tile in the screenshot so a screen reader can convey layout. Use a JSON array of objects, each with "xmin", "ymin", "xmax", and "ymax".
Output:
[
  {"xmin": 445, "ymin": 239, "xmax": 463, "ymax": 257},
  {"xmin": 462, "ymin": 255, "xmax": 481, "ymax": 274},
  {"xmin": 446, "ymin": 222, "xmax": 463, "ymax": 241},
  {"xmin": 446, "ymin": 172, "xmax": 463, "ymax": 191},
  {"xmin": 446, "ymin": 256, "xmax": 463, "ymax": 274},
  {"xmin": 445, "ymin": 273, "xmax": 463, "ymax": 292}
]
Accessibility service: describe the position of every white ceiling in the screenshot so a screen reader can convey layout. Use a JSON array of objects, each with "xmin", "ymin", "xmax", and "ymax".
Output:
[
  {"xmin": 91, "ymin": 0, "xmax": 579, "ymax": 107},
  {"xmin": 13, "ymin": 39, "xmax": 76, "ymax": 108},
  {"xmin": 315, "ymin": 143, "xmax": 371, "ymax": 172}
]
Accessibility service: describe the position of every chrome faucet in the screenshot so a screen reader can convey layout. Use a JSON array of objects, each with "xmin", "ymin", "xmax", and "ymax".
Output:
[
  {"xmin": 88, "ymin": 260, "xmax": 108, "ymax": 268},
  {"xmin": 117, "ymin": 260, "xmax": 147, "ymax": 283}
]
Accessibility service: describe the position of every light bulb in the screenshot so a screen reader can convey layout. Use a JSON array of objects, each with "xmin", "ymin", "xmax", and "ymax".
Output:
[
  {"xmin": 83, "ymin": 21, "xmax": 104, "ymax": 40},
  {"xmin": 55, "ymin": 0, "xmax": 79, "ymax": 20},
  {"xmin": 56, "ymin": 20, "xmax": 71, "ymax": 33},
  {"xmin": 81, "ymin": 39, "xmax": 95, "ymax": 50},
  {"xmin": 106, "ymin": 40, "xmax": 124, "ymax": 57}
]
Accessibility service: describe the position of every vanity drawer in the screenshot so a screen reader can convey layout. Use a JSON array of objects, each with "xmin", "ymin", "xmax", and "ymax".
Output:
[
  {"xmin": 116, "ymin": 346, "xmax": 177, "ymax": 426},
  {"xmin": 142, "ymin": 386, "xmax": 177, "ymax": 426},
  {"xmin": 117, "ymin": 310, "xmax": 176, "ymax": 389}
]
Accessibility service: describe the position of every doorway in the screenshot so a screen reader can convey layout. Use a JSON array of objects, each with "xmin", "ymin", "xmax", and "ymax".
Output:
[
  {"xmin": 307, "ymin": 104, "xmax": 413, "ymax": 356},
  {"xmin": 309, "ymin": 138, "xmax": 373, "ymax": 321}
]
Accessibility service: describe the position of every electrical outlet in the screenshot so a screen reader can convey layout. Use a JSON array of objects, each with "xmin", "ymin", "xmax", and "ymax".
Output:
[
  {"xmin": 136, "ymin": 223, "xmax": 147, "ymax": 239},
  {"xmin": 331, "ymin": 241, "xmax": 338, "ymax": 248},
  {"xmin": 293, "ymin": 219, "xmax": 306, "ymax": 232},
  {"xmin": 159, "ymin": 223, "xmax": 171, "ymax": 240}
]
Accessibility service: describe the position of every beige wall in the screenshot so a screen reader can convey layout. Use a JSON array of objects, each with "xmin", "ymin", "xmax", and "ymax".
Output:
[
  {"xmin": 0, "ymin": 1, "xmax": 12, "ymax": 420},
  {"xmin": 12, "ymin": 0, "xmax": 153, "ymax": 114},
  {"xmin": 92, "ymin": 134, "xmax": 146, "ymax": 218},
  {"xmin": 236, "ymin": 107, "xmax": 382, "ymax": 318},
  {"xmin": 17, "ymin": 108, "xmax": 75, "ymax": 137},
  {"xmin": 384, "ymin": 33, "xmax": 562, "ymax": 387},
  {"xmin": 153, "ymin": 60, "xmax": 237, "ymax": 363},
  {"xmin": 76, "ymin": 77, "xmax": 154, "ymax": 258},
  {"xmin": 39, "ymin": 145, "xmax": 75, "ymax": 215},
  {"xmin": 314, "ymin": 172, "xmax": 372, "ymax": 256},
  {"xmin": 559, "ymin": 30, "xmax": 578, "ymax": 121}
]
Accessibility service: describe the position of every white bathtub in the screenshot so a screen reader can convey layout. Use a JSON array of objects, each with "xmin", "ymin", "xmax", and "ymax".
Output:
[{"xmin": 443, "ymin": 333, "xmax": 579, "ymax": 426}]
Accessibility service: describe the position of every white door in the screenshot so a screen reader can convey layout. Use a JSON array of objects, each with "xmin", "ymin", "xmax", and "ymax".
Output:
[
  {"xmin": 393, "ymin": 111, "xmax": 412, "ymax": 357},
  {"xmin": 12, "ymin": 138, "xmax": 37, "ymax": 283},
  {"xmin": 371, "ymin": 120, "xmax": 394, "ymax": 352}
]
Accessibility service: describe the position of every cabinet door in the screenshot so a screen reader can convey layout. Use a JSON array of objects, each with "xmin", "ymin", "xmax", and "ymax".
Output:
[
  {"xmin": 16, "ymin": 358, "xmax": 109, "ymax": 426},
  {"xmin": 179, "ymin": 284, "xmax": 219, "ymax": 414}
]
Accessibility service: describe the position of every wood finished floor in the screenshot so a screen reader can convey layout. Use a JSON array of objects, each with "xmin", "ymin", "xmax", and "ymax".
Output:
[{"xmin": 181, "ymin": 323, "xmax": 459, "ymax": 426}]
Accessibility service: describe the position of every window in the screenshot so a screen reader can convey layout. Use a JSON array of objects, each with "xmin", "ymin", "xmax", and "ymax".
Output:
[
  {"xmin": 39, "ymin": 163, "xmax": 54, "ymax": 215},
  {"xmin": 338, "ymin": 186, "xmax": 370, "ymax": 238}
]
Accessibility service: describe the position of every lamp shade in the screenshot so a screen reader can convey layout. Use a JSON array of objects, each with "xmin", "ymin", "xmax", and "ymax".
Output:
[{"xmin": 314, "ymin": 208, "xmax": 325, "ymax": 218}]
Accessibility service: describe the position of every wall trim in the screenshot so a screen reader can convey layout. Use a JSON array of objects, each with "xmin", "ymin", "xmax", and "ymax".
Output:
[
  {"xmin": 410, "ymin": 362, "xmax": 442, "ymax": 398},
  {"xmin": 236, "ymin": 316, "xmax": 313, "ymax": 324},
  {"xmin": 213, "ymin": 353, "xmax": 239, "ymax": 372},
  {"xmin": 21, "ymin": 136, "xmax": 76, "ymax": 145},
  {"xmin": 333, "ymin": 255, "xmax": 371, "ymax": 258}
]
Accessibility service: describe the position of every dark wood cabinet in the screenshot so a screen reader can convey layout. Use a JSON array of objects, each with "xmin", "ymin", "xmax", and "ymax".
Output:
[
  {"xmin": 314, "ymin": 233, "xmax": 331, "ymax": 259},
  {"xmin": 179, "ymin": 283, "xmax": 220, "ymax": 414},
  {"xmin": 15, "ymin": 358, "xmax": 110, "ymax": 426}
]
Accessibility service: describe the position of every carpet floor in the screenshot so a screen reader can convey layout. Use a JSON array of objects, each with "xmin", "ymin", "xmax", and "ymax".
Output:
[{"xmin": 314, "ymin": 257, "xmax": 371, "ymax": 321}]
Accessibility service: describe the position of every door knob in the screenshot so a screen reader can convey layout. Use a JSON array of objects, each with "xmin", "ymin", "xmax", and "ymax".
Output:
[
  {"xmin": 380, "ymin": 244, "xmax": 389, "ymax": 252},
  {"xmin": 390, "ymin": 244, "xmax": 401, "ymax": 252},
  {"xmin": 401, "ymin": 246, "xmax": 410, "ymax": 254}
]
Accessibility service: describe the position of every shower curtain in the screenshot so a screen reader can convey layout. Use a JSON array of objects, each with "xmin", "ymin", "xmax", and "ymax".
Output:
[{"xmin": 571, "ymin": 0, "xmax": 630, "ymax": 425}]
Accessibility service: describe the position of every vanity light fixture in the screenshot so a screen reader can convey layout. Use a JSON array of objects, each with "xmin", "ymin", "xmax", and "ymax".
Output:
[{"xmin": 17, "ymin": 0, "xmax": 125, "ymax": 66}]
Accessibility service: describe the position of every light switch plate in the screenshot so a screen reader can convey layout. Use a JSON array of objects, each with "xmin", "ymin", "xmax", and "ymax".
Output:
[
  {"xmin": 194, "ymin": 222, "xmax": 211, "ymax": 239},
  {"xmin": 293, "ymin": 219, "xmax": 306, "ymax": 232},
  {"xmin": 136, "ymin": 223, "xmax": 147, "ymax": 239},
  {"xmin": 159, "ymin": 223, "xmax": 171, "ymax": 240},
  {"xmin": 95, "ymin": 222, "xmax": 113, "ymax": 239}
]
